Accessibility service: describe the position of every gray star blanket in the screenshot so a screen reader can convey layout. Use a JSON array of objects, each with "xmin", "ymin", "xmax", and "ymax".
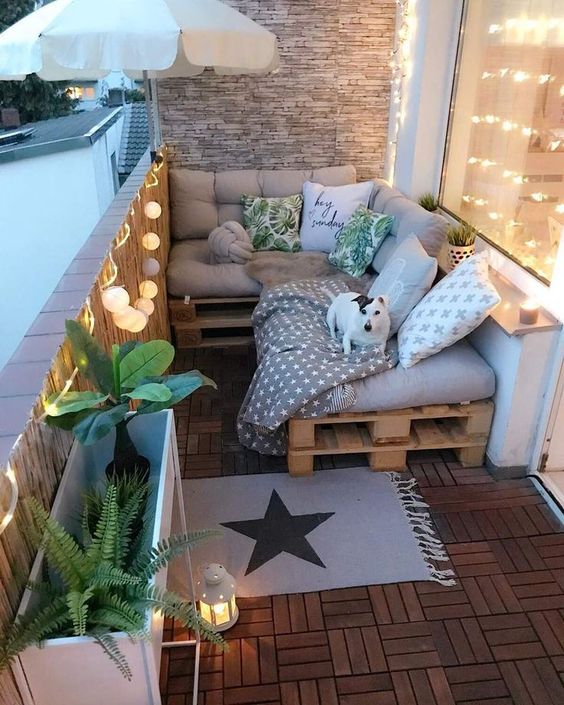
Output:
[{"xmin": 237, "ymin": 278, "xmax": 396, "ymax": 455}]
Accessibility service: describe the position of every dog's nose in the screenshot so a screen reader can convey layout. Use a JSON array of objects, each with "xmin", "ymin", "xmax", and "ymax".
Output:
[{"xmin": 364, "ymin": 322, "xmax": 372, "ymax": 332}]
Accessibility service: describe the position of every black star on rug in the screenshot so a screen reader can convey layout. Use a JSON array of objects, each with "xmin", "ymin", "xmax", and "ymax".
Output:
[{"xmin": 221, "ymin": 490, "xmax": 334, "ymax": 575}]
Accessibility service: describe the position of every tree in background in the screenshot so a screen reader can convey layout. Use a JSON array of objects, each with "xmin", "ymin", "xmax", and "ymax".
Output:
[{"xmin": 0, "ymin": 0, "xmax": 77, "ymax": 123}]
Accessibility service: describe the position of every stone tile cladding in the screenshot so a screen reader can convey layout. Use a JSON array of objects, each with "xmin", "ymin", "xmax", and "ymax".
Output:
[{"xmin": 158, "ymin": 0, "xmax": 396, "ymax": 180}]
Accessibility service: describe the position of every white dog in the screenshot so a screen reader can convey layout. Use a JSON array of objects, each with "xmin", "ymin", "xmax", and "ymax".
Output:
[{"xmin": 326, "ymin": 292, "xmax": 390, "ymax": 355}]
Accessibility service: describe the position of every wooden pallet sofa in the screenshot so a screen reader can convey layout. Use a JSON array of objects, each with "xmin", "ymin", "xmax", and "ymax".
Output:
[
  {"xmin": 288, "ymin": 401, "xmax": 494, "ymax": 476},
  {"xmin": 165, "ymin": 167, "xmax": 496, "ymax": 472},
  {"xmin": 166, "ymin": 166, "xmax": 358, "ymax": 347}
]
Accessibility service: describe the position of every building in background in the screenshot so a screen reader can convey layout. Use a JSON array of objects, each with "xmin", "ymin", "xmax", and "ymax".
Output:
[
  {"xmin": 0, "ymin": 107, "xmax": 124, "ymax": 370},
  {"xmin": 118, "ymin": 102, "xmax": 149, "ymax": 185},
  {"xmin": 65, "ymin": 70, "xmax": 143, "ymax": 111}
]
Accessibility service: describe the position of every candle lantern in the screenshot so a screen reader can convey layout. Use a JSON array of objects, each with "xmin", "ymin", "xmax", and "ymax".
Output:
[{"xmin": 196, "ymin": 563, "xmax": 238, "ymax": 631}]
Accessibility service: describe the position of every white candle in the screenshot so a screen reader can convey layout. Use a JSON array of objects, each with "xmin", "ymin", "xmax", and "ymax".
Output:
[{"xmin": 519, "ymin": 299, "xmax": 540, "ymax": 325}]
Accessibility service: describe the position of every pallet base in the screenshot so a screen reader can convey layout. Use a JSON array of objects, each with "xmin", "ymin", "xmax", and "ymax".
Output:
[
  {"xmin": 287, "ymin": 401, "xmax": 494, "ymax": 477},
  {"xmin": 169, "ymin": 297, "xmax": 258, "ymax": 348}
]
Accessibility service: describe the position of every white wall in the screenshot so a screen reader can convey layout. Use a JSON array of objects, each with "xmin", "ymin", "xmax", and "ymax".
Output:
[{"xmin": 0, "ymin": 118, "xmax": 123, "ymax": 370}]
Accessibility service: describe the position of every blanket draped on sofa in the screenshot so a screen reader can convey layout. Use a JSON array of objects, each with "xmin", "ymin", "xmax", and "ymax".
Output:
[{"xmin": 237, "ymin": 279, "xmax": 396, "ymax": 454}]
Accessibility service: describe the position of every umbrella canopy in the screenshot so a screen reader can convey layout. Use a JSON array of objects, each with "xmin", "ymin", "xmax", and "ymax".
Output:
[{"xmin": 0, "ymin": 0, "xmax": 279, "ymax": 81}]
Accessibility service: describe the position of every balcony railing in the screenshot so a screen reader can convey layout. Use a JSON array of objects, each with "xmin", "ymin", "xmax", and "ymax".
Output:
[{"xmin": 0, "ymin": 150, "xmax": 171, "ymax": 705}]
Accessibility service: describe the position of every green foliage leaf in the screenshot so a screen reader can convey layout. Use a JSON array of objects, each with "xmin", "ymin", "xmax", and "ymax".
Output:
[
  {"xmin": 72, "ymin": 404, "xmax": 129, "ymax": 445},
  {"xmin": 66, "ymin": 590, "xmax": 93, "ymax": 636},
  {"xmin": 132, "ymin": 530, "xmax": 221, "ymax": 580},
  {"xmin": 0, "ymin": 477, "xmax": 224, "ymax": 680},
  {"xmin": 123, "ymin": 383, "xmax": 172, "ymax": 402},
  {"xmin": 27, "ymin": 498, "xmax": 87, "ymax": 592},
  {"xmin": 137, "ymin": 371, "xmax": 216, "ymax": 415},
  {"xmin": 65, "ymin": 320, "xmax": 114, "ymax": 395},
  {"xmin": 44, "ymin": 408, "xmax": 93, "ymax": 431},
  {"xmin": 119, "ymin": 340, "xmax": 175, "ymax": 389},
  {"xmin": 94, "ymin": 632, "xmax": 133, "ymax": 681},
  {"xmin": 44, "ymin": 391, "xmax": 109, "ymax": 417}
]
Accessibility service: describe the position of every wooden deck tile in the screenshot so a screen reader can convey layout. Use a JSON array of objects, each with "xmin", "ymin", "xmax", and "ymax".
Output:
[{"xmin": 160, "ymin": 345, "xmax": 564, "ymax": 705}]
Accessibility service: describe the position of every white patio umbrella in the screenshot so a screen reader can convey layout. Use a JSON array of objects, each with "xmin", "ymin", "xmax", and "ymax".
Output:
[{"xmin": 0, "ymin": 0, "xmax": 279, "ymax": 153}]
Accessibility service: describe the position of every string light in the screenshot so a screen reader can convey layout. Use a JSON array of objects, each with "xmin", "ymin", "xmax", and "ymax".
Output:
[
  {"xmin": 142, "ymin": 257, "xmax": 161, "ymax": 277},
  {"xmin": 139, "ymin": 280, "xmax": 159, "ymax": 299},
  {"xmin": 385, "ymin": 0, "xmax": 417, "ymax": 183},
  {"xmin": 144, "ymin": 201, "xmax": 162, "ymax": 219},
  {"xmin": 134, "ymin": 297, "xmax": 155, "ymax": 316},
  {"xmin": 97, "ymin": 149, "xmax": 165, "ymax": 332},
  {"xmin": 0, "ymin": 463, "xmax": 18, "ymax": 535},
  {"xmin": 142, "ymin": 232, "xmax": 161, "ymax": 250},
  {"xmin": 112, "ymin": 306, "xmax": 148, "ymax": 332},
  {"xmin": 101, "ymin": 286, "xmax": 130, "ymax": 313}
]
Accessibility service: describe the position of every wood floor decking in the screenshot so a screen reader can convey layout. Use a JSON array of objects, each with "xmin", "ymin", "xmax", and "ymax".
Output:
[{"xmin": 161, "ymin": 346, "xmax": 564, "ymax": 705}]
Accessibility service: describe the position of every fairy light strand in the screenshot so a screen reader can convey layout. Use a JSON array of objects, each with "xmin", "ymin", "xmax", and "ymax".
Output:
[
  {"xmin": 385, "ymin": 0, "xmax": 416, "ymax": 183},
  {"xmin": 0, "ymin": 462, "xmax": 18, "ymax": 535}
]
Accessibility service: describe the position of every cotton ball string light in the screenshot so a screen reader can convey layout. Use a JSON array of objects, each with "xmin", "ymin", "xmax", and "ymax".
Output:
[
  {"xmin": 139, "ymin": 280, "xmax": 158, "ymax": 299},
  {"xmin": 142, "ymin": 257, "xmax": 161, "ymax": 276},
  {"xmin": 112, "ymin": 306, "xmax": 147, "ymax": 332},
  {"xmin": 127, "ymin": 309, "xmax": 149, "ymax": 333},
  {"xmin": 135, "ymin": 297, "xmax": 155, "ymax": 316},
  {"xmin": 144, "ymin": 201, "xmax": 162, "ymax": 219},
  {"xmin": 142, "ymin": 232, "xmax": 160, "ymax": 250},
  {"xmin": 101, "ymin": 286, "xmax": 130, "ymax": 313}
]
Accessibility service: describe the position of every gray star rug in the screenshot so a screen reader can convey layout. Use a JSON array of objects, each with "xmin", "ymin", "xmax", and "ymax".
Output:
[{"xmin": 181, "ymin": 468, "xmax": 455, "ymax": 597}]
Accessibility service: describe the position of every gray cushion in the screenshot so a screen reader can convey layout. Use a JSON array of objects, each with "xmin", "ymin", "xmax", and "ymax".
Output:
[
  {"xmin": 349, "ymin": 338, "xmax": 495, "ymax": 412},
  {"xmin": 368, "ymin": 235, "xmax": 437, "ymax": 335},
  {"xmin": 170, "ymin": 166, "xmax": 357, "ymax": 240},
  {"xmin": 369, "ymin": 178, "xmax": 447, "ymax": 272},
  {"xmin": 170, "ymin": 169, "xmax": 218, "ymax": 240},
  {"xmin": 167, "ymin": 240, "xmax": 261, "ymax": 298}
]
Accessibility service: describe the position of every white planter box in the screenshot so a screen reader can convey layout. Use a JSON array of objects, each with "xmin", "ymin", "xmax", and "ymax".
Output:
[{"xmin": 13, "ymin": 410, "xmax": 179, "ymax": 705}]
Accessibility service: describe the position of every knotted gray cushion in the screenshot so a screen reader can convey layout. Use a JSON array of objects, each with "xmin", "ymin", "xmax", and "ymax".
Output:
[{"xmin": 208, "ymin": 221, "xmax": 254, "ymax": 264}]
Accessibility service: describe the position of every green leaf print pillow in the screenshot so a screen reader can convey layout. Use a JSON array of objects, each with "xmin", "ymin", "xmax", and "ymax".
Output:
[
  {"xmin": 329, "ymin": 206, "xmax": 393, "ymax": 277},
  {"xmin": 241, "ymin": 194, "xmax": 303, "ymax": 252}
]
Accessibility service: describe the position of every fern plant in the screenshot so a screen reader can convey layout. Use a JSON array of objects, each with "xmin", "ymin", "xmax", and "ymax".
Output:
[
  {"xmin": 446, "ymin": 222, "xmax": 477, "ymax": 246},
  {"xmin": 0, "ymin": 484, "xmax": 223, "ymax": 680},
  {"xmin": 418, "ymin": 192, "xmax": 439, "ymax": 212}
]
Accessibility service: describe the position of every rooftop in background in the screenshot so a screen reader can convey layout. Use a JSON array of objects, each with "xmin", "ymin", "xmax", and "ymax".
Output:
[
  {"xmin": 0, "ymin": 107, "xmax": 122, "ymax": 164},
  {"xmin": 118, "ymin": 102, "xmax": 149, "ymax": 182}
]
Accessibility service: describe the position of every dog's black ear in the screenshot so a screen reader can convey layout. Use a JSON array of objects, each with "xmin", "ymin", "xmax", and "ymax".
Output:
[{"xmin": 352, "ymin": 295, "xmax": 374, "ymax": 310}]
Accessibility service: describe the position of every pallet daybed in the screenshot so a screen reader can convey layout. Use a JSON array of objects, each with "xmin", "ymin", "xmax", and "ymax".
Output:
[
  {"xmin": 169, "ymin": 296, "xmax": 258, "ymax": 348},
  {"xmin": 287, "ymin": 400, "xmax": 494, "ymax": 477}
]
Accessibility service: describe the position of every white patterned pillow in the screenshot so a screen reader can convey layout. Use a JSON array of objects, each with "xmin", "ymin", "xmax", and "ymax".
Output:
[
  {"xmin": 398, "ymin": 251, "xmax": 500, "ymax": 369},
  {"xmin": 300, "ymin": 180, "xmax": 374, "ymax": 252}
]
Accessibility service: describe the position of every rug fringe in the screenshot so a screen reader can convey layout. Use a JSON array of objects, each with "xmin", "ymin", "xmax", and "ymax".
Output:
[{"xmin": 389, "ymin": 473, "xmax": 457, "ymax": 587}]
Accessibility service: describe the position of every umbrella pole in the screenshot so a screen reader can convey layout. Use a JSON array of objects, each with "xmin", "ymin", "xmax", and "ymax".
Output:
[{"xmin": 143, "ymin": 70, "xmax": 157, "ymax": 161}]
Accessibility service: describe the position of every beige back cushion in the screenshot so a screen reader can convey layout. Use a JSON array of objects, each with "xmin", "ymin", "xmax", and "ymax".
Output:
[{"xmin": 170, "ymin": 165, "xmax": 357, "ymax": 240}]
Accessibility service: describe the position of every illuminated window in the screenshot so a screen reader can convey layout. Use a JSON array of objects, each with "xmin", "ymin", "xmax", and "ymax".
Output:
[
  {"xmin": 66, "ymin": 86, "xmax": 96, "ymax": 100},
  {"xmin": 441, "ymin": 1, "xmax": 564, "ymax": 283},
  {"xmin": 66, "ymin": 86, "xmax": 84, "ymax": 100}
]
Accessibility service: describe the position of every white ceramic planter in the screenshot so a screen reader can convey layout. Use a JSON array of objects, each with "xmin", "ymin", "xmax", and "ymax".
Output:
[
  {"xmin": 13, "ymin": 411, "xmax": 178, "ymax": 705},
  {"xmin": 448, "ymin": 242, "xmax": 475, "ymax": 269}
]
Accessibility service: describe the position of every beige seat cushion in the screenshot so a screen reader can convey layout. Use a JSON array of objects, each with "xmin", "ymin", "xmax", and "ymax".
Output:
[
  {"xmin": 349, "ymin": 338, "xmax": 495, "ymax": 412},
  {"xmin": 167, "ymin": 240, "xmax": 261, "ymax": 298},
  {"xmin": 170, "ymin": 165, "xmax": 357, "ymax": 240}
]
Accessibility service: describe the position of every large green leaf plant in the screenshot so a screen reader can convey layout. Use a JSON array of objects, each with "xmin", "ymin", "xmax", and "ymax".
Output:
[
  {"xmin": 45, "ymin": 320, "xmax": 215, "ymax": 476},
  {"xmin": 0, "ymin": 482, "xmax": 224, "ymax": 680}
]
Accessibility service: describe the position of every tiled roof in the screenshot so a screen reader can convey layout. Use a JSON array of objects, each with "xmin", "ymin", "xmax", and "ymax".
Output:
[
  {"xmin": 0, "ymin": 107, "xmax": 122, "ymax": 163},
  {"xmin": 118, "ymin": 102, "xmax": 149, "ymax": 176}
]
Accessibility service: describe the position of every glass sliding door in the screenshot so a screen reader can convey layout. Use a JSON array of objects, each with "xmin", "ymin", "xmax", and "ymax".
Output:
[{"xmin": 441, "ymin": 0, "xmax": 564, "ymax": 283}]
